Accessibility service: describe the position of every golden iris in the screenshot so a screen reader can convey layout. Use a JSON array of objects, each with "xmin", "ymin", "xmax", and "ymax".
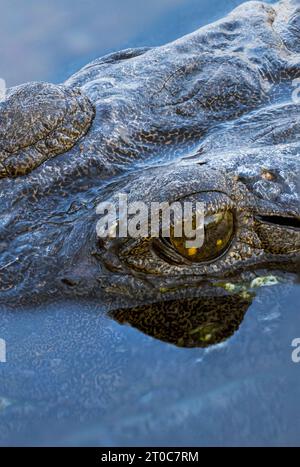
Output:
[{"xmin": 170, "ymin": 210, "xmax": 234, "ymax": 262}]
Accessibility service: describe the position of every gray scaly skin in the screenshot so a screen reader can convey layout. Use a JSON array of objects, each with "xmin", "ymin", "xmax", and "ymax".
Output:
[{"xmin": 0, "ymin": 0, "xmax": 299, "ymax": 346}]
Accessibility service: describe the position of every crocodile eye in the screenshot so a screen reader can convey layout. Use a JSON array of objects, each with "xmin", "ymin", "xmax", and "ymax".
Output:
[{"xmin": 170, "ymin": 210, "xmax": 234, "ymax": 262}]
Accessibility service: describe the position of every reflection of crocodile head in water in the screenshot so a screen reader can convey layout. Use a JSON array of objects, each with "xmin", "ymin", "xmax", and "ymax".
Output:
[{"xmin": 0, "ymin": 0, "xmax": 299, "ymax": 347}]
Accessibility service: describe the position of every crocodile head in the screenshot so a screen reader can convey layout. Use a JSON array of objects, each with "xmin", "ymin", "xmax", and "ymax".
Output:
[{"xmin": 0, "ymin": 0, "xmax": 299, "ymax": 347}]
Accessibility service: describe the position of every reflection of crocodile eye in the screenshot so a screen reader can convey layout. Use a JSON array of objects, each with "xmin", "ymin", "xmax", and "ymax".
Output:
[{"xmin": 170, "ymin": 210, "xmax": 234, "ymax": 262}]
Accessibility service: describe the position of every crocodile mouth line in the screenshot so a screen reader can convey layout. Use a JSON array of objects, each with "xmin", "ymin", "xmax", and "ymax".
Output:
[{"xmin": 255, "ymin": 215, "xmax": 300, "ymax": 230}]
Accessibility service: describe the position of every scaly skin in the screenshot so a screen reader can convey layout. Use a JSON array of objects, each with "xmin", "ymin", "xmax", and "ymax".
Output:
[{"xmin": 0, "ymin": 0, "xmax": 299, "ymax": 346}]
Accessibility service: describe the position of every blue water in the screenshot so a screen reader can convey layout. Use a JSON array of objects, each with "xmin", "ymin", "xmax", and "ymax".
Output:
[{"xmin": 1, "ymin": 0, "xmax": 300, "ymax": 447}]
